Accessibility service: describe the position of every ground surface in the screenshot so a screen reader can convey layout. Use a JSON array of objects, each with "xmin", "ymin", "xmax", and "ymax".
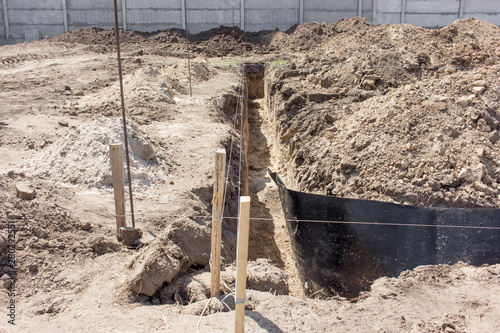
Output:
[{"xmin": 0, "ymin": 18, "xmax": 499, "ymax": 332}]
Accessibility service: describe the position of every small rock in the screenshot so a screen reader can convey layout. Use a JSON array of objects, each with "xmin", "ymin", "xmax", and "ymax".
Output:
[
  {"xmin": 482, "ymin": 173, "xmax": 492, "ymax": 185},
  {"xmin": 354, "ymin": 137, "xmax": 371, "ymax": 151},
  {"xmin": 1, "ymin": 275, "xmax": 12, "ymax": 289},
  {"xmin": 64, "ymin": 85, "xmax": 71, "ymax": 91},
  {"xmin": 361, "ymin": 78, "xmax": 376, "ymax": 90},
  {"xmin": 7, "ymin": 212, "xmax": 22, "ymax": 220},
  {"xmin": 477, "ymin": 118, "xmax": 490, "ymax": 132},
  {"xmin": 4, "ymin": 202, "xmax": 14, "ymax": 209},
  {"xmin": 412, "ymin": 177, "xmax": 427, "ymax": 186},
  {"xmin": 320, "ymin": 78, "xmax": 332, "ymax": 88},
  {"xmin": 482, "ymin": 111, "xmax": 498, "ymax": 129},
  {"xmin": 58, "ymin": 121, "xmax": 69, "ymax": 127},
  {"xmin": 16, "ymin": 181, "xmax": 36, "ymax": 200},
  {"xmin": 386, "ymin": 109, "xmax": 397, "ymax": 119},
  {"xmin": 473, "ymin": 182, "xmax": 496, "ymax": 195},
  {"xmin": 81, "ymin": 222, "xmax": 92, "ymax": 231},
  {"xmin": 458, "ymin": 165, "xmax": 484, "ymax": 183},
  {"xmin": 472, "ymin": 86, "xmax": 485, "ymax": 95},
  {"xmin": 472, "ymin": 80, "xmax": 486, "ymax": 87},
  {"xmin": 400, "ymin": 160, "xmax": 409, "ymax": 170},
  {"xmin": 430, "ymin": 181, "xmax": 441, "ymax": 191},
  {"xmin": 458, "ymin": 94, "xmax": 475, "ymax": 107},
  {"xmin": 119, "ymin": 227, "xmax": 142, "ymax": 246},
  {"xmin": 433, "ymin": 95, "xmax": 448, "ymax": 102},
  {"xmin": 490, "ymin": 130, "xmax": 499, "ymax": 144},
  {"xmin": 439, "ymin": 175, "xmax": 459, "ymax": 188},
  {"xmin": 28, "ymin": 264, "xmax": 38, "ymax": 272},
  {"xmin": 468, "ymin": 110, "xmax": 480, "ymax": 122}
]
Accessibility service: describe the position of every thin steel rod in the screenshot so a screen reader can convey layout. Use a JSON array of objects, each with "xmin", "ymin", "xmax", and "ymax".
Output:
[
  {"xmin": 113, "ymin": 0, "xmax": 135, "ymax": 228},
  {"xmin": 184, "ymin": 0, "xmax": 192, "ymax": 97}
]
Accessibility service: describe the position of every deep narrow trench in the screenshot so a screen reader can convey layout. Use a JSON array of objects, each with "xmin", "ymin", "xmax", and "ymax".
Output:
[{"xmin": 244, "ymin": 65, "xmax": 303, "ymax": 296}]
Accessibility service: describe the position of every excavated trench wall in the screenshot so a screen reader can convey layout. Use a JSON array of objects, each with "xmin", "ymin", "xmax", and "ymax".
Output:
[{"xmin": 260, "ymin": 65, "xmax": 500, "ymax": 298}]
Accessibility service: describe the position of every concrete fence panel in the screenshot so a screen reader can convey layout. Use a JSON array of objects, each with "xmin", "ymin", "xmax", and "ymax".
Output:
[
  {"xmin": 7, "ymin": 0, "xmax": 64, "ymax": 40},
  {"xmin": 304, "ymin": 0, "xmax": 359, "ymax": 24},
  {"xmin": 67, "ymin": 0, "xmax": 121, "ymax": 30},
  {"xmin": 187, "ymin": 0, "xmax": 240, "ymax": 33},
  {"xmin": 244, "ymin": 0, "xmax": 300, "ymax": 32},
  {"xmin": 463, "ymin": 0, "xmax": 500, "ymax": 26},
  {"xmin": 404, "ymin": 0, "xmax": 461, "ymax": 28},
  {"xmin": 1, "ymin": 0, "xmax": 500, "ymax": 44},
  {"xmin": 0, "ymin": 1, "xmax": 5, "ymax": 38}
]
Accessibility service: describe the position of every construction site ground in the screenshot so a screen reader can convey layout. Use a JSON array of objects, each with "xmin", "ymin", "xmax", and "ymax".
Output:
[{"xmin": 0, "ymin": 18, "xmax": 499, "ymax": 332}]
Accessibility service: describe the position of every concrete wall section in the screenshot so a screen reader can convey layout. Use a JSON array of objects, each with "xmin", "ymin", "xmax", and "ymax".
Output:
[
  {"xmin": 304, "ymin": 0, "xmax": 359, "ymax": 23},
  {"xmin": 361, "ymin": 0, "xmax": 375, "ymax": 22},
  {"xmin": 373, "ymin": 0, "xmax": 500, "ymax": 28},
  {"xmin": 244, "ymin": 0, "xmax": 299, "ymax": 31},
  {"xmin": 463, "ymin": 0, "xmax": 500, "ymax": 26},
  {"xmin": 0, "ymin": 1, "xmax": 5, "ymax": 38},
  {"xmin": 1, "ymin": 0, "xmax": 500, "ymax": 45},
  {"xmin": 7, "ymin": 0, "xmax": 64, "ymax": 40},
  {"xmin": 187, "ymin": 0, "xmax": 240, "ymax": 33},
  {"xmin": 126, "ymin": 0, "xmax": 180, "ymax": 32},
  {"xmin": 67, "ymin": 0, "xmax": 121, "ymax": 30}
]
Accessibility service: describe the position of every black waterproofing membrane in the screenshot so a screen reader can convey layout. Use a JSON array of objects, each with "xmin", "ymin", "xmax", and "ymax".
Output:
[{"xmin": 269, "ymin": 170, "xmax": 500, "ymax": 298}]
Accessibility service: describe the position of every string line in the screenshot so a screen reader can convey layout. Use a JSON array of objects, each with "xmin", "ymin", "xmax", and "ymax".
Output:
[{"xmin": 117, "ymin": 213, "xmax": 500, "ymax": 230}]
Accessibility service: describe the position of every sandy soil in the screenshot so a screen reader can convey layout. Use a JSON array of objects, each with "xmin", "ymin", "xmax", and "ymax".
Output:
[{"xmin": 0, "ymin": 18, "xmax": 499, "ymax": 332}]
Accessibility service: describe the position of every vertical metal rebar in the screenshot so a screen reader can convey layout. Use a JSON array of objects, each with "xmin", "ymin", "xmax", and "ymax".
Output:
[
  {"xmin": 113, "ymin": 0, "xmax": 135, "ymax": 228},
  {"xmin": 184, "ymin": 0, "xmax": 192, "ymax": 97}
]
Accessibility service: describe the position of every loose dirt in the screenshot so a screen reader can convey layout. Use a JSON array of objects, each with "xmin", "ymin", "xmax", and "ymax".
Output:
[{"xmin": 0, "ymin": 17, "xmax": 499, "ymax": 332}]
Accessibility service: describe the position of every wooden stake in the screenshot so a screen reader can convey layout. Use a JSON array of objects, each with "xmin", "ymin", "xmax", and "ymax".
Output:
[
  {"xmin": 211, "ymin": 148, "xmax": 226, "ymax": 298},
  {"xmin": 109, "ymin": 144, "xmax": 126, "ymax": 237},
  {"xmin": 235, "ymin": 196, "xmax": 250, "ymax": 333}
]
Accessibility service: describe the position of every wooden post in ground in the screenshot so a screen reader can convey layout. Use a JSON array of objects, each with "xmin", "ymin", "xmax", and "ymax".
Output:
[
  {"xmin": 109, "ymin": 144, "xmax": 126, "ymax": 238},
  {"xmin": 235, "ymin": 196, "xmax": 250, "ymax": 333},
  {"xmin": 211, "ymin": 148, "xmax": 226, "ymax": 298}
]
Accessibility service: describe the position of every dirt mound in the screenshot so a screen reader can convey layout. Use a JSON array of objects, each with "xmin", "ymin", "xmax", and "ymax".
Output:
[
  {"xmin": 71, "ymin": 66, "xmax": 182, "ymax": 122},
  {"xmin": 17, "ymin": 117, "xmax": 172, "ymax": 191},
  {"xmin": 47, "ymin": 18, "xmax": 380, "ymax": 57},
  {"xmin": 156, "ymin": 258, "xmax": 288, "ymax": 306},
  {"xmin": 124, "ymin": 217, "xmax": 211, "ymax": 297},
  {"xmin": 0, "ymin": 174, "xmax": 121, "ymax": 314},
  {"xmin": 264, "ymin": 18, "xmax": 500, "ymax": 208},
  {"xmin": 162, "ymin": 58, "xmax": 217, "ymax": 84}
]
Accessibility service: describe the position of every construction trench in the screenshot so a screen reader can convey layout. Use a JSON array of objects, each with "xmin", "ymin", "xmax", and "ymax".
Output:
[
  {"xmin": 2, "ymin": 17, "xmax": 500, "ymax": 332},
  {"xmin": 241, "ymin": 63, "xmax": 500, "ymax": 299}
]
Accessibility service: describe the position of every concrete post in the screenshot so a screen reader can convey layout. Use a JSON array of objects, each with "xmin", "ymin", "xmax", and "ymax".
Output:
[
  {"xmin": 358, "ymin": 0, "xmax": 363, "ymax": 17},
  {"xmin": 121, "ymin": 0, "xmax": 127, "ymax": 31},
  {"xmin": 62, "ymin": 0, "xmax": 68, "ymax": 33},
  {"xmin": 372, "ymin": 0, "xmax": 377, "ymax": 24},
  {"xmin": 459, "ymin": 0, "xmax": 465, "ymax": 19},
  {"xmin": 180, "ymin": 0, "xmax": 186, "ymax": 30},
  {"xmin": 401, "ymin": 0, "xmax": 406, "ymax": 23},
  {"xmin": 2, "ymin": 0, "xmax": 9, "ymax": 39},
  {"xmin": 299, "ymin": 0, "xmax": 304, "ymax": 24},
  {"xmin": 240, "ymin": 0, "xmax": 245, "ymax": 31}
]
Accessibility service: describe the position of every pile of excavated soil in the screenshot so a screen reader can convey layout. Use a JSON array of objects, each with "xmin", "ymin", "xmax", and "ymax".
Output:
[
  {"xmin": 161, "ymin": 58, "xmax": 217, "ymax": 85},
  {"xmin": 265, "ymin": 18, "xmax": 500, "ymax": 208},
  {"xmin": 0, "ymin": 174, "xmax": 122, "ymax": 316},
  {"xmin": 69, "ymin": 66, "xmax": 179, "ymax": 123},
  {"xmin": 17, "ymin": 117, "xmax": 172, "ymax": 191},
  {"xmin": 47, "ymin": 19, "xmax": 376, "ymax": 57}
]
